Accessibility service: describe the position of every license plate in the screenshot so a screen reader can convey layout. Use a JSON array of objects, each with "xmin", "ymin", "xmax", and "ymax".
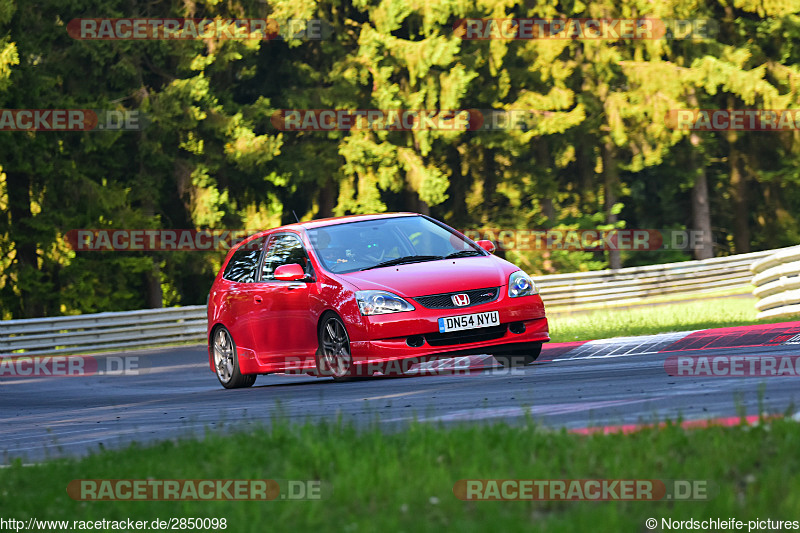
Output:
[{"xmin": 438, "ymin": 311, "xmax": 500, "ymax": 333}]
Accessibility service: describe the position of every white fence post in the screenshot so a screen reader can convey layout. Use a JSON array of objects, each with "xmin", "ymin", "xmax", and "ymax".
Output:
[
  {"xmin": 533, "ymin": 249, "xmax": 773, "ymax": 309},
  {"xmin": 750, "ymin": 246, "xmax": 800, "ymax": 320}
]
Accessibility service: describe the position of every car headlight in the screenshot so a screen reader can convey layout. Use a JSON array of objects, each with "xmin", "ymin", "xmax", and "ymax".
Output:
[
  {"xmin": 355, "ymin": 290, "xmax": 416, "ymax": 315},
  {"xmin": 508, "ymin": 271, "xmax": 538, "ymax": 298}
]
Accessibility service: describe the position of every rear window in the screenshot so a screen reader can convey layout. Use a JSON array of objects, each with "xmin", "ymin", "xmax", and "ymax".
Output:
[{"xmin": 222, "ymin": 236, "xmax": 267, "ymax": 282}]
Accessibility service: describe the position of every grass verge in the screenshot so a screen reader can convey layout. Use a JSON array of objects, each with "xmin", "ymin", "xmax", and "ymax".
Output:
[
  {"xmin": 548, "ymin": 297, "xmax": 798, "ymax": 342},
  {"xmin": 2, "ymin": 416, "xmax": 799, "ymax": 532}
]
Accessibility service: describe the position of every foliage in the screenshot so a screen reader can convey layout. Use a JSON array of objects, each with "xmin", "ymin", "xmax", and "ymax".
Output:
[{"xmin": 1, "ymin": 0, "xmax": 799, "ymax": 317}]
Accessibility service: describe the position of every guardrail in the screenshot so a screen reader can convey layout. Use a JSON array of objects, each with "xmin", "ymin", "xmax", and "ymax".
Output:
[
  {"xmin": 533, "ymin": 249, "xmax": 773, "ymax": 309},
  {"xmin": 0, "ymin": 248, "xmax": 784, "ymax": 357},
  {"xmin": 0, "ymin": 306, "xmax": 206, "ymax": 357},
  {"xmin": 750, "ymin": 246, "xmax": 800, "ymax": 320}
]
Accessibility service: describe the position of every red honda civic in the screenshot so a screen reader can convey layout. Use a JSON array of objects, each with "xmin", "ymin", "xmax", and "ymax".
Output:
[{"xmin": 207, "ymin": 213, "xmax": 549, "ymax": 388}]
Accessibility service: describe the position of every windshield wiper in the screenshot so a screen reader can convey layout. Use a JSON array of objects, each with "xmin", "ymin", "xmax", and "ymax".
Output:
[
  {"xmin": 445, "ymin": 250, "xmax": 484, "ymax": 259},
  {"xmin": 360, "ymin": 255, "xmax": 443, "ymax": 271}
]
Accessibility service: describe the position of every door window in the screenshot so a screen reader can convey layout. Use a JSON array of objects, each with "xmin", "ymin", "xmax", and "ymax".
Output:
[{"xmin": 261, "ymin": 234, "xmax": 312, "ymax": 281}]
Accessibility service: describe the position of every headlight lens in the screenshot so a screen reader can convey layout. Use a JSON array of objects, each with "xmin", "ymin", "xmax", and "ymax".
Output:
[
  {"xmin": 508, "ymin": 271, "xmax": 538, "ymax": 298},
  {"xmin": 356, "ymin": 290, "xmax": 416, "ymax": 315}
]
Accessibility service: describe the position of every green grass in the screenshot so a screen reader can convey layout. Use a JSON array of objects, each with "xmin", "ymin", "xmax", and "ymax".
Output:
[
  {"xmin": 2, "ymin": 416, "xmax": 799, "ymax": 532},
  {"xmin": 548, "ymin": 297, "xmax": 797, "ymax": 342}
]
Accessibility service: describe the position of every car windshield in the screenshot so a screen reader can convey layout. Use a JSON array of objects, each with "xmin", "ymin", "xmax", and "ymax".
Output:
[{"xmin": 306, "ymin": 216, "xmax": 484, "ymax": 274}]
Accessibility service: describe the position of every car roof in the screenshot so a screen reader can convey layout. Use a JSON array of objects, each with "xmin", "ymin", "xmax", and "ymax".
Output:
[
  {"xmin": 232, "ymin": 213, "xmax": 423, "ymax": 251},
  {"xmin": 279, "ymin": 212, "xmax": 420, "ymax": 232}
]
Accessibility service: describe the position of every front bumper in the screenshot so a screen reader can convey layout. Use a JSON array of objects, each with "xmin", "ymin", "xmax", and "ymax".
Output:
[{"xmin": 349, "ymin": 294, "xmax": 549, "ymax": 364}]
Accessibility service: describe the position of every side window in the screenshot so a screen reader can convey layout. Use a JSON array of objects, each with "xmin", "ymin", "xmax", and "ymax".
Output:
[
  {"xmin": 261, "ymin": 234, "xmax": 311, "ymax": 281},
  {"xmin": 222, "ymin": 236, "xmax": 267, "ymax": 283}
]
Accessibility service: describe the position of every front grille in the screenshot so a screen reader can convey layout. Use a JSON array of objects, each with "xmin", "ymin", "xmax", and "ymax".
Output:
[
  {"xmin": 414, "ymin": 287, "xmax": 500, "ymax": 309},
  {"xmin": 424, "ymin": 324, "xmax": 507, "ymax": 347}
]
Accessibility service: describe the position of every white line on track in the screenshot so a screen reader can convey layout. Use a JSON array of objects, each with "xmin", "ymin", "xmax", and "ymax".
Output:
[
  {"xmin": 564, "ymin": 331, "xmax": 696, "ymax": 359},
  {"xmin": 381, "ymin": 397, "xmax": 667, "ymax": 424}
]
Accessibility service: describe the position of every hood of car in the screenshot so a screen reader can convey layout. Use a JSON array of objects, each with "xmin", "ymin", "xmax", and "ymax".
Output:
[{"xmin": 337, "ymin": 256, "xmax": 515, "ymax": 297}]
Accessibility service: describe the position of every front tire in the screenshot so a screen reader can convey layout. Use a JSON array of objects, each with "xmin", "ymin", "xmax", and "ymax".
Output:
[
  {"xmin": 316, "ymin": 313, "xmax": 353, "ymax": 381},
  {"xmin": 494, "ymin": 342, "xmax": 543, "ymax": 368},
  {"xmin": 212, "ymin": 326, "xmax": 256, "ymax": 389}
]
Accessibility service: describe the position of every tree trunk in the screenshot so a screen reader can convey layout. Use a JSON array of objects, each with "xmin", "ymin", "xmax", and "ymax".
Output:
[
  {"xmin": 482, "ymin": 147, "xmax": 497, "ymax": 221},
  {"xmin": 447, "ymin": 145, "xmax": 468, "ymax": 225},
  {"xmin": 691, "ymin": 169, "xmax": 714, "ymax": 259},
  {"xmin": 145, "ymin": 264, "xmax": 163, "ymax": 309},
  {"xmin": 601, "ymin": 140, "xmax": 622, "ymax": 269},
  {"xmin": 536, "ymin": 139, "xmax": 556, "ymax": 222},
  {"xmin": 686, "ymin": 89, "xmax": 714, "ymax": 260},
  {"xmin": 576, "ymin": 137, "xmax": 595, "ymax": 207},
  {"xmin": 5, "ymin": 170, "xmax": 44, "ymax": 318},
  {"xmin": 317, "ymin": 177, "xmax": 337, "ymax": 219},
  {"xmin": 403, "ymin": 187, "xmax": 429, "ymax": 215},
  {"xmin": 688, "ymin": 134, "xmax": 714, "ymax": 259},
  {"xmin": 727, "ymin": 131, "xmax": 750, "ymax": 254},
  {"xmin": 139, "ymin": 125, "xmax": 163, "ymax": 309}
]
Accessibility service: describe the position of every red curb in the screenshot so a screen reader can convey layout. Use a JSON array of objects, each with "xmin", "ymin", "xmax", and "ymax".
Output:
[
  {"xmin": 569, "ymin": 414, "xmax": 777, "ymax": 436},
  {"xmin": 659, "ymin": 321, "xmax": 800, "ymax": 353}
]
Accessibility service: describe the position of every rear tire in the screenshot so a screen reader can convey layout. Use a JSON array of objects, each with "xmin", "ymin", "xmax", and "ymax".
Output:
[
  {"xmin": 211, "ymin": 326, "xmax": 256, "ymax": 389},
  {"xmin": 494, "ymin": 342, "xmax": 542, "ymax": 368}
]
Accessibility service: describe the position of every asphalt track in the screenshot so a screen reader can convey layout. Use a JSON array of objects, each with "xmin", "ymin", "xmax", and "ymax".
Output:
[{"xmin": 2, "ymin": 323, "xmax": 800, "ymax": 464}]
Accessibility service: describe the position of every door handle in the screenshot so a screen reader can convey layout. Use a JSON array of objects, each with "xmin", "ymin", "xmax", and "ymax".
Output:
[
  {"xmin": 287, "ymin": 284, "xmax": 304, "ymax": 290},
  {"xmin": 254, "ymin": 295, "xmax": 263, "ymax": 303}
]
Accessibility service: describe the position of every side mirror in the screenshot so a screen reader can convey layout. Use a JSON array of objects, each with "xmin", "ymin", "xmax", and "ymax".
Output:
[
  {"xmin": 274, "ymin": 263, "xmax": 308, "ymax": 281},
  {"xmin": 476, "ymin": 240, "xmax": 496, "ymax": 254}
]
